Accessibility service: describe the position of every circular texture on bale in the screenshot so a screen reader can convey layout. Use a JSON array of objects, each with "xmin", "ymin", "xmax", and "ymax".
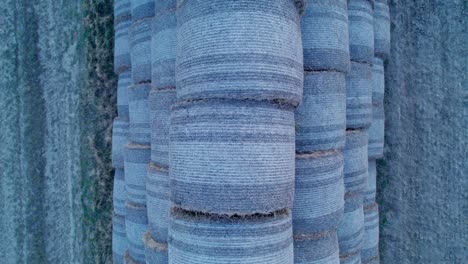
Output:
[
  {"xmin": 169, "ymin": 209, "xmax": 294, "ymax": 264},
  {"xmin": 112, "ymin": 117, "xmax": 129, "ymax": 168},
  {"xmin": 115, "ymin": 20, "xmax": 132, "ymax": 73},
  {"xmin": 344, "ymin": 129, "xmax": 368, "ymax": 194},
  {"xmin": 176, "ymin": 0, "xmax": 303, "ymax": 106},
  {"xmin": 149, "ymin": 88, "xmax": 176, "ymax": 167},
  {"xmin": 155, "ymin": 0, "xmax": 176, "ymax": 16},
  {"xmin": 146, "ymin": 162, "xmax": 170, "ymax": 243},
  {"xmin": 113, "ymin": 168, "xmax": 127, "ymax": 216},
  {"xmin": 301, "ymin": 0, "xmax": 350, "ymax": 73},
  {"xmin": 294, "ymin": 230, "xmax": 340, "ymax": 264},
  {"xmin": 130, "ymin": 18, "xmax": 152, "ymax": 84},
  {"xmin": 125, "ymin": 143, "xmax": 150, "ymax": 204},
  {"xmin": 125, "ymin": 202, "xmax": 148, "ymax": 263},
  {"xmin": 170, "ymin": 99, "xmax": 295, "ymax": 214},
  {"xmin": 348, "ymin": 0, "xmax": 375, "ymax": 63},
  {"xmin": 144, "ymin": 232, "xmax": 168, "ymax": 263},
  {"xmin": 364, "ymin": 159, "xmax": 377, "ymax": 206},
  {"xmin": 131, "ymin": 0, "xmax": 155, "ymax": 22},
  {"xmin": 293, "ymin": 152, "xmax": 345, "ymax": 234},
  {"xmin": 128, "ymin": 83, "xmax": 151, "ymax": 144},
  {"xmin": 368, "ymin": 103, "xmax": 384, "ymax": 159},
  {"xmin": 151, "ymin": 10, "xmax": 176, "ymax": 90},
  {"xmin": 296, "ymin": 71, "xmax": 346, "ymax": 152},
  {"xmin": 337, "ymin": 193, "xmax": 364, "ymax": 257},
  {"xmin": 374, "ymin": 0, "xmax": 390, "ymax": 59},
  {"xmin": 362, "ymin": 203, "xmax": 379, "ymax": 263},
  {"xmin": 113, "ymin": 214, "xmax": 127, "ymax": 264},
  {"xmin": 118, "ymin": 71, "xmax": 131, "ymax": 117},
  {"xmin": 346, "ymin": 62, "xmax": 372, "ymax": 129}
]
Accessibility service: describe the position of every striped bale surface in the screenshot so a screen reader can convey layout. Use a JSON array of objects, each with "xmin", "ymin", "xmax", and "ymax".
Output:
[
  {"xmin": 170, "ymin": 99, "xmax": 295, "ymax": 215},
  {"xmin": 348, "ymin": 0, "xmax": 375, "ymax": 63},
  {"xmin": 301, "ymin": 0, "xmax": 350, "ymax": 73},
  {"xmin": 112, "ymin": 117, "xmax": 129, "ymax": 168},
  {"xmin": 368, "ymin": 103, "xmax": 384, "ymax": 159},
  {"xmin": 346, "ymin": 62, "xmax": 372, "ymax": 129},
  {"xmin": 293, "ymin": 152, "xmax": 345, "ymax": 234},
  {"xmin": 131, "ymin": 0, "xmax": 155, "ymax": 22},
  {"xmin": 337, "ymin": 193, "xmax": 364, "ymax": 258},
  {"xmin": 149, "ymin": 88, "xmax": 176, "ymax": 167},
  {"xmin": 125, "ymin": 143, "xmax": 151, "ymax": 204},
  {"xmin": 294, "ymin": 231, "xmax": 340, "ymax": 264},
  {"xmin": 364, "ymin": 159, "xmax": 376, "ymax": 206},
  {"xmin": 176, "ymin": 0, "xmax": 303, "ymax": 106},
  {"xmin": 339, "ymin": 252, "xmax": 361, "ymax": 264},
  {"xmin": 373, "ymin": 0, "xmax": 390, "ymax": 59},
  {"xmin": 147, "ymin": 162, "xmax": 170, "ymax": 243},
  {"xmin": 126, "ymin": 202, "xmax": 148, "ymax": 263},
  {"xmin": 155, "ymin": 0, "xmax": 176, "ymax": 16},
  {"xmin": 362, "ymin": 204, "xmax": 379, "ymax": 264},
  {"xmin": 151, "ymin": 11, "xmax": 176, "ymax": 90},
  {"xmin": 169, "ymin": 209, "xmax": 294, "ymax": 264},
  {"xmin": 145, "ymin": 232, "xmax": 168, "ymax": 264},
  {"xmin": 128, "ymin": 83, "xmax": 151, "ymax": 144},
  {"xmin": 296, "ymin": 71, "xmax": 347, "ymax": 153},
  {"xmin": 114, "ymin": 168, "xmax": 127, "ymax": 216},
  {"xmin": 371, "ymin": 57, "xmax": 384, "ymax": 104},
  {"xmin": 114, "ymin": 3, "xmax": 132, "ymax": 73},
  {"xmin": 344, "ymin": 130, "xmax": 368, "ymax": 194},
  {"xmin": 113, "ymin": 214, "xmax": 128, "ymax": 264},
  {"xmin": 118, "ymin": 70, "xmax": 131, "ymax": 117},
  {"xmin": 130, "ymin": 18, "xmax": 152, "ymax": 84}
]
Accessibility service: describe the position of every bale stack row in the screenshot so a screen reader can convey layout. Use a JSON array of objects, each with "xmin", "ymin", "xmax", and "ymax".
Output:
[
  {"xmin": 168, "ymin": 1, "xmax": 305, "ymax": 263},
  {"xmin": 293, "ymin": 1, "xmax": 350, "ymax": 263},
  {"xmin": 338, "ymin": 0, "xmax": 375, "ymax": 263},
  {"xmin": 362, "ymin": 1, "xmax": 390, "ymax": 263},
  {"xmin": 112, "ymin": 1, "xmax": 132, "ymax": 263},
  {"xmin": 123, "ymin": 1, "xmax": 155, "ymax": 263}
]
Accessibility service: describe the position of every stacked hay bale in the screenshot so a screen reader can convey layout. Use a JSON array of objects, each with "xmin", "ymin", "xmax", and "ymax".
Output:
[
  {"xmin": 338, "ymin": 0, "xmax": 374, "ymax": 263},
  {"xmin": 124, "ymin": 0, "xmax": 154, "ymax": 263},
  {"xmin": 112, "ymin": 1, "xmax": 131, "ymax": 263},
  {"xmin": 363, "ymin": 1, "xmax": 390, "ymax": 263},
  {"xmin": 293, "ymin": 0, "xmax": 349, "ymax": 263},
  {"xmin": 168, "ymin": 0, "xmax": 304, "ymax": 263},
  {"xmin": 144, "ymin": 0, "xmax": 177, "ymax": 262}
]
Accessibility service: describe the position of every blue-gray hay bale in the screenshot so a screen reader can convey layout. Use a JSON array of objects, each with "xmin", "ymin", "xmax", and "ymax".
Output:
[
  {"xmin": 170, "ymin": 99, "xmax": 295, "ymax": 215},
  {"xmin": 114, "ymin": 168, "xmax": 127, "ymax": 216},
  {"xmin": 130, "ymin": 18, "xmax": 152, "ymax": 84},
  {"xmin": 294, "ymin": 230, "xmax": 340, "ymax": 264},
  {"xmin": 118, "ymin": 71, "xmax": 131, "ymax": 118},
  {"xmin": 176, "ymin": 0, "xmax": 303, "ymax": 106},
  {"xmin": 131, "ymin": 0, "xmax": 155, "ymax": 22},
  {"xmin": 125, "ymin": 250, "xmax": 144, "ymax": 264},
  {"xmin": 362, "ymin": 203, "xmax": 379, "ymax": 264},
  {"xmin": 155, "ymin": 0, "xmax": 176, "ymax": 16},
  {"xmin": 125, "ymin": 143, "xmax": 151, "ymax": 204},
  {"xmin": 147, "ymin": 162, "xmax": 170, "ymax": 243},
  {"xmin": 293, "ymin": 152, "xmax": 344, "ymax": 234},
  {"xmin": 346, "ymin": 61, "xmax": 372, "ymax": 129},
  {"xmin": 112, "ymin": 117, "xmax": 129, "ymax": 169},
  {"xmin": 149, "ymin": 88, "xmax": 176, "ymax": 167},
  {"xmin": 373, "ymin": 0, "xmax": 390, "ymax": 59},
  {"xmin": 364, "ymin": 159, "xmax": 376, "ymax": 207},
  {"xmin": 126, "ymin": 202, "xmax": 148, "ymax": 263},
  {"xmin": 152, "ymin": 11, "xmax": 176, "ymax": 90},
  {"xmin": 348, "ymin": 0, "xmax": 374, "ymax": 63},
  {"xmin": 113, "ymin": 214, "xmax": 128, "ymax": 264},
  {"xmin": 337, "ymin": 193, "xmax": 364, "ymax": 257},
  {"xmin": 301, "ymin": 0, "xmax": 350, "ymax": 73},
  {"xmin": 371, "ymin": 57, "xmax": 384, "ymax": 104},
  {"xmin": 128, "ymin": 83, "xmax": 151, "ymax": 144},
  {"xmin": 116, "ymin": 0, "xmax": 132, "ymax": 23},
  {"xmin": 368, "ymin": 103, "xmax": 384, "ymax": 159},
  {"xmin": 296, "ymin": 71, "xmax": 346, "ymax": 152},
  {"xmin": 168, "ymin": 208, "xmax": 294, "ymax": 264},
  {"xmin": 115, "ymin": 19, "xmax": 132, "ymax": 74},
  {"xmin": 144, "ymin": 231, "xmax": 168, "ymax": 264},
  {"xmin": 339, "ymin": 252, "xmax": 361, "ymax": 264},
  {"xmin": 344, "ymin": 129, "xmax": 368, "ymax": 194}
]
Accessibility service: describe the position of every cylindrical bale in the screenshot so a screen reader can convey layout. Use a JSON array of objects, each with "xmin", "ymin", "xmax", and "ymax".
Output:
[
  {"xmin": 339, "ymin": 252, "xmax": 361, "ymax": 264},
  {"xmin": 114, "ymin": 168, "xmax": 127, "ymax": 216},
  {"xmin": 115, "ymin": 0, "xmax": 131, "ymax": 23},
  {"xmin": 344, "ymin": 130, "xmax": 368, "ymax": 194},
  {"xmin": 149, "ymin": 88, "xmax": 176, "ymax": 167},
  {"xmin": 294, "ymin": 231, "xmax": 340, "ymax": 264},
  {"xmin": 152, "ymin": 11, "xmax": 176, "ymax": 90},
  {"xmin": 301, "ymin": 0, "xmax": 350, "ymax": 73},
  {"xmin": 293, "ymin": 152, "xmax": 345, "ymax": 234},
  {"xmin": 155, "ymin": 0, "xmax": 176, "ymax": 16},
  {"xmin": 372, "ymin": 57, "xmax": 385, "ymax": 104},
  {"xmin": 374, "ymin": 0, "xmax": 390, "ymax": 59},
  {"xmin": 131, "ymin": 0, "xmax": 155, "ymax": 22},
  {"xmin": 296, "ymin": 71, "xmax": 346, "ymax": 152},
  {"xmin": 368, "ymin": 103, "xmax": 384, "ymax": 159},
  {"xmin": 348, "ymin": 0, "xmax": 374, "ymax": 63},
  {"xmin": 337, "ymin": 193, "xmax": 364, "ymax": 257},
  {"xmin": 176, "ymin": 0, "xmax": 303, "ymax": 106},
  {"xmin": 112, "ymin": 117, "xmax": 129, "ymax": 169},
  {"xmin": 128, "ymin": 83, "xmax": 151, "ymax": 144},
  {"xmin": 113, "ymin": 214, "xmax": 128, "ymax": 264},
  {"xmin": 346, "ymin": 62, "xmax": 372, "ymax": 129},
  {"xmin": 364, "ymin": 159, "xmax": 376, "ymax": 206},
  {"xmin": 169, "ymin": 209, "xmax": 294, "ymax": 264},
  {"xmin": 118, "ymin": 71, "xmax": 131, "ymax": 118},
  {"xmin": 362, "ymin": 204, "xmax": 379, "ymax": 263},
  {"xmin": 115, "ymin": 20, "xmax": 132, "ymax": 74},
  {"xmin": 126, "ymin": 202, "xmax": 148, "ymax": 263},
  {"xmin": 124, "ymin": 250, "xmax": 144, "ymax": 264},
  {"xmin": 170, "ymin": 99, "xmax": 295, "ymax": 214},
  {"xmin": 125, "ymin": 143, "xmax": 151, "ymax": 204},
  {"xmin": 144, "ymin": 232, "xmax": 168, "ymax": 264},
  {"xmin": 130, "ymin": 18, "xmax": 152, "ymax": 84},
  {"xmin": 147, "ymin": 162, "xmax": 170, "ymax": 243}
]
